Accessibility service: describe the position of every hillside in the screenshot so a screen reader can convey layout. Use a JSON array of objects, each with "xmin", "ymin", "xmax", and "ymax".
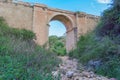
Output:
[
  {"xmin": 0, "ymin": 17, "xmax": 60, "ymax": 80},
  {"xmin": 69, "ymin": 0, "xmax": 120, "ymax": 79}
]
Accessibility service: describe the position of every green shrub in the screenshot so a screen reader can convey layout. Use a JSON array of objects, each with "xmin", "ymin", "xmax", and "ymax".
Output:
[
  {"xmin": 69, "ymin": 32, "xmax": 101, "ymax": 63},
  {"xmin": 0, "ymin": 17, "xmax": 60, "ymax": 80},
  {"xmin": 11, "ymin": 29, "xmax": 35, "ymax": 40},
  {"xmin": 49, "ymin": 36, "xmax": 66, "ymax": 56},
  {"xmin": 96, "ymin": 55, "xmax": 120, "ymax": 80},
  {"xmin": 69, "ymin": 0, "xmax": 120, "ymax": 79},
  {"xmin": 69, "ymin": 31, "xmax": 120, "ymax": 79},
  {"xmin": 0, "ymin": 37, "xmax": 60, "ymax": 80},
  {"xmin": 96, "ymin": 0, "xmax": 120, "ymax": 39},
  {"xmin": 0, "ymin": 17, "xmax": 35, "ymax": 40}
]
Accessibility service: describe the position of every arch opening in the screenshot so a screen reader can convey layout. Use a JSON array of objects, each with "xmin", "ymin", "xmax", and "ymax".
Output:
[
  {"xmin": 49, "ymin": 20, "xmax": 66, "ymax": 37},
  {"xmin": 49, "ymin": 20, "xmax": 66, "ymax": 55},
  {"xmin": 48, "ymin": 14, "xmax": 76, "ymax": 53},
  {"xmin": 50, "ymin": 15, "xmax": 73, "ymax": 32}
]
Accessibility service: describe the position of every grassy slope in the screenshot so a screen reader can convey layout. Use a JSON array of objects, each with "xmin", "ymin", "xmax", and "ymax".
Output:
[{"xmin": 0, "ymin": 17, "xmax": 60, "ymax": 80}]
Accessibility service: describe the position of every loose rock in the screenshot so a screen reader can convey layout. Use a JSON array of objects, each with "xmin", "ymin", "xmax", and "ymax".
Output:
[
  {"xmin": 52, "ymin": 56, "xmax": 110, "ymax": 80},
  {"xmin": 66, "ymin": 71, "xmax": 74, "ymax": 78}
]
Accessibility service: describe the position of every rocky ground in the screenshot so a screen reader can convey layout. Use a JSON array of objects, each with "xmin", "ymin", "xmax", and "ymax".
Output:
[{"xmin": 52, "ymin": 56, "xmax": 116, "ymax": 80}]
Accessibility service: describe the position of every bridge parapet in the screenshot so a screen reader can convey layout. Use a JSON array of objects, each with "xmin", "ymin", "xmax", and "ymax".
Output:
[
  {"xmin": 0, "ymin": 0, "xmax": 100, "ymax": 20},
  {"xmin": 15, "ymin": 1, "xmax": 32, "ymax": 7},
  {"xmin": 76, "ymin": 12, "xmax": 99, "ymax": 19}
]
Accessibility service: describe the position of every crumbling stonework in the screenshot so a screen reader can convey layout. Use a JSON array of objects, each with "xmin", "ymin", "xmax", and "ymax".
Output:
[{"xmin": 0, "ymin": 1, "xmax": 99, "ymax": 52}]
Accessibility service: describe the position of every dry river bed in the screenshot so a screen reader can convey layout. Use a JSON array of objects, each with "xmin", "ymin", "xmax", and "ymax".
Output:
[{"xmin": 52, "ymin": 56, "xmax": 117, "ymax": 80}]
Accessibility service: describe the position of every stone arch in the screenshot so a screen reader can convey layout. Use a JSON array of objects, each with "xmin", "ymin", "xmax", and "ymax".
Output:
[
  {"xmin": 48, "ymin": 13, "xmax": 75, "ymax": 31},
  {"xmin": 48, "ymin": 13, "xmax": 76, "ymax": 52}
]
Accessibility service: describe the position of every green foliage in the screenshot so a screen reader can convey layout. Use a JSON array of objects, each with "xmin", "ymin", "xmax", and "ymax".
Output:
[
  {"xmin": 11, "ymin": 29, "xmax": 35, "ymax": 40},
  {"xmin": 69, "ymin": 32, "xmax": 120, "ymax": 79},
  {"xmin": 70, "ymin": 32, "xmax": 107, "ymax": 63},
  {"xmin": 69, "ymin": 1, "xmax": 120, "ymax": 79},
  {"xmin": 49, "ymin": 35, "xmax": 66, "ymax": 56},
  {"xmin": 96, "ymin": 55, "xmax": 120, "ymax": 80},
  {"xmin": 0, "ymin": 17, "xmax": 35, "ymax": 40},
  {"xmin": 0, "ymin": 17, "xmax": 60, "ymax": 80},
  {"xmin": 96, "ymin": 0, "xmax": 120, "ymax": 39}
]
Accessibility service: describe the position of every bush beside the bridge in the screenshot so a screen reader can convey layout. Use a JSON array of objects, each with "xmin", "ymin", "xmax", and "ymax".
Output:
[
  {"xmin": 0, "ymin": 17, "xmax": 61, "ymax": 80},
  {"xmin": 69, "ymin": 0, "xmax": 120, "ymax": 79}
]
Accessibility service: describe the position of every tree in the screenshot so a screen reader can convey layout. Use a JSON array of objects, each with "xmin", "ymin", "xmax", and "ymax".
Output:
[
  {"xmin": 49, "ymin": 35, "xmax": 66, "ymax": 56},
  {"xmin": 96, "ymin": 0, "xmax": 120, "ymax": 40}
]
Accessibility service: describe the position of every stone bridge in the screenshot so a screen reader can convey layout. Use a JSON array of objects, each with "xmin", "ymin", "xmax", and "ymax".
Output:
[{"xmin": 0, "ymin": 1, "xmax": 99, "ymax": 52}]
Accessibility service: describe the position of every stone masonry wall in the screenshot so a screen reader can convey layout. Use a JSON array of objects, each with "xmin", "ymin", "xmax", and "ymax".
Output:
[
  {"xmin": 0, "ymin": 2, "xmax": 33, "ymax": 30},
  {"xmin": 77, "ymin": 13, "xmax": 99, "ymax": 37}
]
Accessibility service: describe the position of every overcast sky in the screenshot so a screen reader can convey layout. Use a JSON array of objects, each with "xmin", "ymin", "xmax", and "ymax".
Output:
[{"xmin": 23, "ymin": 0, "xmax": 112, "ymax": 36}]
